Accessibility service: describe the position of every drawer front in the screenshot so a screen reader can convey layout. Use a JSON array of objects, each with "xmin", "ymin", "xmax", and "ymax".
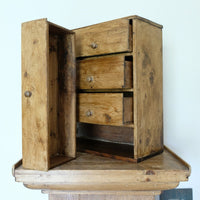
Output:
[
  {"xmin": 77, "ymin": 55, "xmax": 133, "ymax": 89},
  {"xmin": 78, "ymin": 93, "xmax": 133, "ymax": 126},
  {"xmin": 74, "ymin": 19, "xmax": 132, "ymax": 57}
]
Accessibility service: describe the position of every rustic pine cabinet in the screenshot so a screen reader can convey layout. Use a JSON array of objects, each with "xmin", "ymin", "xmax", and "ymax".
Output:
[
  {"xmin": 22, "ymin": 16, "xmax": 163, "ymax": 170},
  {"xmin": 75, "ymin": 16, "xmax": 163, "ymax": 162},
  {"xmin": 22, "ymin": 19, "xmax": 76, "ymax": 171}
]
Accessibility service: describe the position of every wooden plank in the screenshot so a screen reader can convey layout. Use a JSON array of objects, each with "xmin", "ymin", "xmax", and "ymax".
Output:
[
  {"xmin": 49, "ymin": 34, "xmax": 59, "ymax": 157},
  {"xmin": 78, "ymin": 93, "xmax": 123, "ymax": 125},
  {"xmin": 50, "ymin": 155, "xmax": 74, "ymax": 169},
  {"xmin": 58, "ymin": 33, "xmax": 76, "ymax": 158},
  {"xmin": 22, "ymin": 19, "xmax": 49, "ymax": 171},
  {"xmin": 124, "ymin": 59, "xmax": 133, "ymax": 88},
  {"xmin": 15, "ymin": 148, "xmax": 190, "ymax": 174},
  {"xmin": 123, "ymin": 96, "xmax": 133, "ymax": 124},
  {"xmin": 24, "ymin": 182, "xmax": 179, "ymax": 191},
  {"xmin": 77, "ymin": 138, "xmax": 135, "ymax": 162},
  {"xmin": 14, "ymin": 147, "xmax": 190, "ymax": 190},
  {"xmin": 77, "ymin": 123, "xmax": 133, "ymax": 144},
  {"xmin": 132, "ymin": 18, "xmax": 163, "ymax": 159},
  {"xmin": 77, "ymin": 55, "xmax": 132, "ymax": 89},
  {"xmin": 74, "ymin": 18, "xmax": 132, "ymax": 57}
]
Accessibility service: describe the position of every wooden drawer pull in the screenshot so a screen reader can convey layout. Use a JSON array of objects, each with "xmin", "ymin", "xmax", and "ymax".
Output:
[
  {"xmin": 24, "ymin": 91, "xmax": 32, "ymax": 97},
  {"xmin": 86, "ymin": 110, "xmax": 93, "ymax": 117},
  {"xmin": 87, "ymin": 76, "xmax": 93, "ymax": 82},
  {"xmin": 91, "ymin": 43, "xmax": 98, "ymax": 49}
]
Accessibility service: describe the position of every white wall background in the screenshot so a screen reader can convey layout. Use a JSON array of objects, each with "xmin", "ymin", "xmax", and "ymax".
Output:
[{"xmin": 0, "ymin": 0, "xmax": 199, "ymax": 199}]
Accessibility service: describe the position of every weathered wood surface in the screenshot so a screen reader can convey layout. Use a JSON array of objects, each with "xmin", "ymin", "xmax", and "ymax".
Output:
[
  {"xmin": 132, "ymin": 18, "xmax": 163, "ymax": 159},
  {"xmin": 22, "ymin": 19, "xmax": 49, "ymax": 171},
  {"xmin": 57, "ymin": 33, "xmax": 76, "ymax": 158},
  {"xmin": 77, "ymin": 55, "xmax": 132, "ymax": 89},
  {"xmin": 22, "ymin": 19, "xmax": 76, "ymax": 171},
  {"xmin": 13, "ymin": 147, "xmax": 190, "ymax": 191},
  {"xmin": 78, "ymin": 93, "xmax": 133, "ymax": 125},
  {"xmin": 77, "ymin": 123, "xmax": 133, "ymax": 144},
  {"xmin": 74, "ymin": 19, "xmax": 132, "ymax": 57},
  {"xmin": 75, "ymin": 15, "xmax": 163, "ymax": 162},
  {"xmin": 78, "ymin": 93, "xmax": 123, "ymax": 125},
  {"xmin": 77, "ymin": 138, "xmax": 135, "ymax": 162}
]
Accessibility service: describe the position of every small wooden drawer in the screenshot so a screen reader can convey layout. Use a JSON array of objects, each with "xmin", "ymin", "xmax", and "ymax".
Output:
[
  {"xmin": 78, "ymin": 93, "xmax": 133, "ymax": 126},
  {"xmin": 74, "ymin": 19, "xmax": 132, "ymax": 57},
  {"xmin": 77, "ymin": 55, "xmax": 133, "ymax": 89}
]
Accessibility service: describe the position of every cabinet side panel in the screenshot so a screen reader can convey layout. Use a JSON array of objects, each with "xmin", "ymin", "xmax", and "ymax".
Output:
[
  {"xmin": 58, "ymin": 33, "xmax": 76, "ymax": 158},
  {"xmin": 133, "ymin": 19, "xmax": 163, "ymax": 159},
  {"xmin": 22, "ymin": 19, "xmax": 49, "ymax": 170}
]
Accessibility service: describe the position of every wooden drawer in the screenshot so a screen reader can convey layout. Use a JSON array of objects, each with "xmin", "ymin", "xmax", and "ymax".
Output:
[
  {"xmin": 77, "ymin": 55, "xmax": 133, "ymax": 89},
  {"xmin": 74, "ymin": 18, "xmax": 132, "ymax": 57},
  {"xmin": 78, "ymin": 93, "xmax": 133, "ymax": 126}
]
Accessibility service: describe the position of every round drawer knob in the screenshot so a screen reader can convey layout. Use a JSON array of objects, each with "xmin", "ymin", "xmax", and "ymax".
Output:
[
  {"xmin": 91, "ymin": 43, "xmax": 98, "ymax": 49},
  {"xmin": 87, "ymin": 76, "xmax": 93, "ymax": 82},
  {"xmin": 24, "ymin": 91, "xmax": 32, "ymax": 97},
  {"xmin": 86, "ymin": 110, "xmax": 93, "ymax": 117}
]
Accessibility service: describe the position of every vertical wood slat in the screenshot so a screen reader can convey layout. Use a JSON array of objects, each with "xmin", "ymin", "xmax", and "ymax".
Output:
[
  {"xmin": 49, "ymin": 34, "xmax": 59, "ymax": 157},
  {"xmin": 58, "ymin": 33, "xmax": 76, "ymax": 157},
  {"xmin": 22, "ymin": 19, "xmax": 49, "ymax": 171},
  {"xmin": 133, "ymin": 19, "xmax": 163, "ymax": 159}
]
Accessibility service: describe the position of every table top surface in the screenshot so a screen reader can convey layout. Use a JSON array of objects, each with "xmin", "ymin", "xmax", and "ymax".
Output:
[{"xmin": 13, "ymin": 146, "xmax": 190, "ymax": 191}]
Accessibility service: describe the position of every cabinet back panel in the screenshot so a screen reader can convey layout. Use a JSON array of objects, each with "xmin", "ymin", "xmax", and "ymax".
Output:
[{"xmin": 77, "ymin": 123, "xmax": 133, "ymax": 144}]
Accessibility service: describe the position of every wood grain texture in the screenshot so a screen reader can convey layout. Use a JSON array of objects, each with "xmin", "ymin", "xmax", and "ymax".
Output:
[
  {"xmin": 132, "ymin": 18, "xmax": 163, "ymax": 159},
  {"xmin": 124, "ymin": 59, "xmax": 133, "ymax": 88},
  {"xmin": 74, "ymin": 16, "xmax": 164, "ymax": 162},
  {"xmin": 49, "ymin": 34, "xmax": 59, "ymax": 157},
  {"xmin": 25, "ymin": 182, "xmax": 179, "ymax": 192},
  {"xmin": 77, "ymin": 138, "xmax": 135, "ymax": 162},
  {"xmin": 22, "ymin": 19, "xmax": 76, "ymax": 171},
  {"xmin": 78, "ymin": 93, "xmax": 133, "ymax": 125},
  {"xmin": 74, "ymin": 19, "xmax": 132, "ymax": 57},
  {"xmin": 58, "ymin": 33, "xmax": 76, "ymax": 158},
  {"xmin": 123, "ymin": 96, "xmax": 133, "ymax": 123},
  {"xmin": 22, "ymin": 19, "xmax": 49, "ymax": 171},
  {"xmin": 77, "ymin": 123, "xmax": 133, "ymax": 144},
  {"xmin": 77, "ymin": 55, "xmax": 132, "ymax": 89},
  {"xmin": 78, "ymin": 93, "xmax": 123, "ymax": 125},
  {"xmin": 14, "ymin": 148, "xmax": 190, "ymax": 191}
]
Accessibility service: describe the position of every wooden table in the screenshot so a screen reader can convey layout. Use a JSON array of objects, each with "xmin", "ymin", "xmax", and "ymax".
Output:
[{"xmin": 13, "ymin": 147, "xmax": 190, "ymax": 200}]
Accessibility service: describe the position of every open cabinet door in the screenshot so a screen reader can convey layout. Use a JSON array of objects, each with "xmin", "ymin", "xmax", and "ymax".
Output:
[{"xmin": 22, "ymin": 19, "xmax": 76, "ymax": 171}]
